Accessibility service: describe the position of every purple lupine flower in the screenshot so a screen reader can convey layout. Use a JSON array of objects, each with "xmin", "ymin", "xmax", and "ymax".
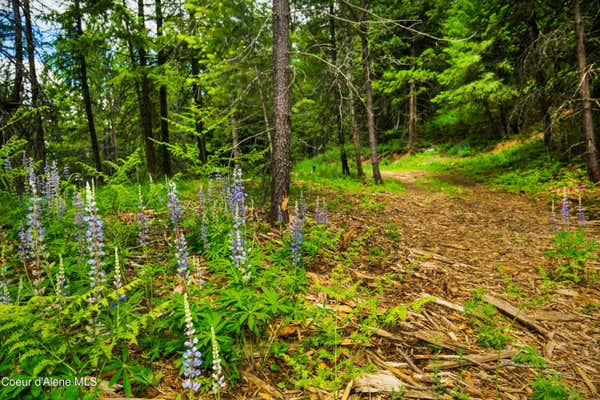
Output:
[
  {"xmin": 1, "ymin": 261, "xmax": 11, "ymax": 305},
  {"xmin": 113, "ymin": 248, "xmax": 125, "ymax": 302},
  {"xmin": 231, "ymin": 207, "xmax": 250, "ymax": 282},
  {"xmin": 229, "ymin": 167, "xmax": 245, "ymax": 219},
  {"xmin": 561, "ymin": 189, "xmax": 569, "ymax": 230},
  {"xmin": 44, "ymin": 161, "xmax": 60, "ymax": 206},
  {"xmin": 73, "ymin": 190, "xmax": 86, "ymax": 259},
  {"xmin": 550, "ymin": 200, "xmax": 557, "ymax": 232},
  {"xmin": 200, "ymin": 213, "xmax": 209, "ymax": 250},
  {"xmin": 182, "ymin": 293, "xmax": 202, "ymax": 392},
  {"xmin": 211, "ymin": 325, "xmax": 226, "ymax": 394},
  {"xmin": 167, "ymin": 182, "xmax": 182, "ymax": 228},
  {"xmin": 55, "ymin": 255, "xmax": 67, "ymax": 298},
  {"xmin": 23, "ymin": 163, "xmax": 47, "ymax": 295},
  {"xmin": 299, "ymin": 191, "xmax": 307, "ymax": 220},
  {"xmin": 315, "ymin": 197, "xmax": 328, "ymax": 225},
  {"xmin": 175, "ymin": 234, "xmax": 191, "ymax": 278},
  {"xmin": 137, "ymin": 186, "xmax": 149, "ymax": 248},
  {"xmin": 577, "ymin": 194, "xmax": 586, "ymax": 227},
  {"xmin": 83, "ymin": 181, "xmax": 106, "ymax": 304},
  {"xmin": 290, "ymin": 202, "xmax": 303, "ymax": 266}
]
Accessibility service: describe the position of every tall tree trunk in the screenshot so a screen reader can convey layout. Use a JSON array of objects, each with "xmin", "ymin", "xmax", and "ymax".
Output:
[
  {"xmin": 408, "ymin": 45, "xmax": 417, "ymax": 153},
  {"xmin": 231, "ymin": 112, "xmax": 240, "ymax": 167},
  {"xmin": 348, "ymin": 86, "xmax": 363, "ymax": 177},
  {"xmin": 137, "ymin": 0, "xmax": 156, "ymax": 177},
  {"xmin": 74, "ymin": 0, "xmax": 101, "ymax": 172},
  {"xmin": 256, "ymin": 69, "xmax": 273, "ymax": 155},
  {"xmin": 574, "ymin": 0, "xmax": 599, "ymax": 182},
  {"xmin": 359, "ymin": 0, "xmax": 382, "ymax": 184},
  {"xmin": 190, "ymin": 57, "xmax": 207, "ymax": 164},
  {"xmin": 23, "ymin": 0, "xmax": 45, "ymax": 162},
  {"xmin": 329, "ymin": 1, "xmax": 349, "ymax": 176},
  {"xmin": 155, "ymin": 0, "xmax": 171, "ymax": 176},
  {"xmin": 188, "ymin": 11, "xmax": 207, "ymax": 165},
  {"xmin": 270, "ymin": 0, "xmax": 291, "ymax": 224},
  {"xmin": 9, "ymin": 0, "xmax": 23, "ymax": 112}
]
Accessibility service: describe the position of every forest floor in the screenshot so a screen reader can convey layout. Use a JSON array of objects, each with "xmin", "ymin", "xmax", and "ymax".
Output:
[{"xmin": 242, "ymin": 165, "xmax": 599, "ymax": 400}]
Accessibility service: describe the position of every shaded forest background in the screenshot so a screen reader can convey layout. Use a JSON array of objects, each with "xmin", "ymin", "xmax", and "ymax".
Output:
[{"xmin": 1, "ymin": 0, "xmax": 599, "ymax": 195}]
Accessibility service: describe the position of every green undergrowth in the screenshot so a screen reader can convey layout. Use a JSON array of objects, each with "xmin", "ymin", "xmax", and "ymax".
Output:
[{"xmin": 386, "ymin": 137, "xmax": 590, "ymax": 194}]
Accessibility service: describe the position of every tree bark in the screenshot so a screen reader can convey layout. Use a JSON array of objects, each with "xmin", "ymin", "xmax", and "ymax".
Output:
[
  {"xmin": 137, "ymin": 0, "xmax": 156, "ymax": 177},
  {"xmin": 270, "ymin": 0, "xmax": 292, "ymax": 224},
  {"xmin": 74, "ymin": 0, "xmax": 101, "ymax": 172},
  {"xmin": 348, "ymin": 86, "xmax": 364, "ymax": 177},
  {"xmin": 23, "ymin": 0, "xmax": 45, "ymax": 162},
  {"xmin": 155, "ymin": 0, "xmax": 171, "ymax": 176},
  {"xmin": 9, "ymin": 0, "xmax": 23, "ymax": 112},
  {"xmin": 574, "ymin": 0, "xmax": 600, "ymax": 182},
  {"xmin": 407, "ymin": 46, "xmax": 417, "ymax": 152},
  {"xmin": 359, "ymin": 0, "xmax": 382, "ymax": 184},
  {"xmin": 190, "ymin": 57, "xmax": 208, "ymax": 164},
  {"xmin": 329, "ymin": 1, "xmax": 349, "ymax": 177},
  {"xmin": 231, "ymin": 112, "xmax": 240, "ymax": 167}
]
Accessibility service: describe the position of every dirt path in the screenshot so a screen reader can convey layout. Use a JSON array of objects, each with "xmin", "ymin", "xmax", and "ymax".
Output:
[{"xmin": 306, "ymin": 169, "xmax": 600, "ymax": 399}]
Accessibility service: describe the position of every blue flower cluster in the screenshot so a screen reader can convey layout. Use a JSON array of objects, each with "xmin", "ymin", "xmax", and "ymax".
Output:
[
  {"xmin": 229, "ymin": 168, "xmax": 250, "ymax": 282},
  {"xmin": 168, "ymin": 182, "xmax": 190, "ymax": 279},
  {"xmin": 137, "ymin": 186, "xmax": 149, "ymax": 248},
  {"xmin": 83, "ymin": 182, "xmax": 106, "ymax": 304},
  {"xmin": 315, "ymin": 197, "xmax": 328, "ymax": 225},
  {"xmin": 290, "ymin": 202, "xmax": 303, "ymax": 267},
  {"xmin": 561, "ymin": 189, "xmax": 569, "ymax": 230},
  {"xmin": 182, "ymin": 293, "xmax": 202, "ymax": 392}
]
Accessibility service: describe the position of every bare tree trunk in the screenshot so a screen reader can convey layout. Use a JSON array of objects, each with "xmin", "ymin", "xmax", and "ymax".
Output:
[
  {"xmin": 155, "ymin": 0, "xmax": 171, "ymax": 176},
  {"xmin": 329, "ymin": 1, "xmax": 349, "ymax": 176},
  {"xmin": 23, "ymin": 0, "xmax": 45, "ymax": 162},
  {"xmin": 270, "ymin": 0, "xmax": 291, "ymax": 224},
  {"xmin": 257, "ymin": 70, "xmax": 273, "ymax": 155},
  {"xmin": 348, "ymin": 86, "xmax": 363, "ymax": 177},
  {"xmin": 137, "ymin": 0, "xmax": 156, "ymax": 177},
  {"xmin": 190, "ymin": 57, "xmax": 207, "ymax": 164},
  {"xmin": 574, "ymin": 0, "xmax": 600, "ymax": 182},
  {"xmin": 359, "ymin": 0, "xmax": 382, "ymax": 184},
  {"xmin": 9, "ymin": 0, "xmax": 23, "ymax": 112},
  {"xmin": 74, "ymin": 0, "xmax": 101, "ymax": 172},
  {"xmin": 231, "ymin": 112, "xmax": 240, "ymax": 167}
]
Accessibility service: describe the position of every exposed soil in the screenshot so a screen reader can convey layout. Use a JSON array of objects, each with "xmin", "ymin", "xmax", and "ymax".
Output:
[{"xmin": 287, "ymin": 169, "xmax": 600, "ymax": 400}]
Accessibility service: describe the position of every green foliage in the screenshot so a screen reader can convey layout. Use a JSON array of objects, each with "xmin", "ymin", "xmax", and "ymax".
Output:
[
  {"xmin": 530, "ymin": 374, "xmax": 584, "ymax": 400},
  {"xmin": 545, "ymin": 230, "xmax": 598, "ymax": 283},
  {"xmin": 464, "ymin": 289, "xmax": 513, "ymax": 350}
]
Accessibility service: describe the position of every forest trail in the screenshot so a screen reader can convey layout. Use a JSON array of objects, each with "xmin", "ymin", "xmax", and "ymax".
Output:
[{"xmin": 302, "ymin": 169, "xmax": 600, "ymax": 399}]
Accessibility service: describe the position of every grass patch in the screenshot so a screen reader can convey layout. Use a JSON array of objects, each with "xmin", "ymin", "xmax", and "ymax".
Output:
[{"xmin": 385, "ymin": 137, "xmax": 589, "ymax": 194}]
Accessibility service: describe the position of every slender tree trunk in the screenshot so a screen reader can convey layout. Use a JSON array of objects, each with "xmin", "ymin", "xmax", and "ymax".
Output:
[
  {"xmin": 74, "ymin": 0, "xmax": 101, "ymax": 172},
  {"xmin": 348, "ymin": 86, "xmax": 363, "ymax": 177},
  {"xmin": 574, "ymin": 0, "xmax": 600, "ymax": 182},
  {"xmin": 9, "ymin": 0, "xmax": 23, "ymax": 112},
  {"xmin": 137, "ymin": 0, "xmax": 156, "ymax": 177},
  {"xmin": 257, "ymin": 71, "xmax": 273, "ymax": 155},
  {"xmin": 23, "ymin": 0, "xmax": 45, "ymax": 162},
  {"xmin": 190, "ymin": 57, "xmax": 207, "ymax": 164},
  {"xmin": 407, "ymin": 46, "xmax": 417, "ymax": 152},
  {"xmin": 270, "ymin": 0, "xmax": 291, "ymax": 224},
  {"xmin": 329, "ymin": 1, "xmax": 349, "ymax": 176},
  {"xmin": 231, "ymin": 112, "xmax": 240, "ymax": 167},
  {"xmin": 359, "ymin": 0, "xmax": 382, "ymax": 184},
  {"xmin": 155, "ymin": 0, "xmax": 171, "ymax": 176}
]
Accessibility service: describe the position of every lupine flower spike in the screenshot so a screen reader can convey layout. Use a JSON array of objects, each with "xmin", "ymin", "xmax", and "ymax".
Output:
[
  {"xmin": 137, "ymin": 186, "xmax": 149, "ymax": 249},
  {"xmin": 168, "ymin": 182, "xmax": 191, "ymax": 280},
  {"xmin": 577, "ymin": 194, "xmax": 586, "ymax": 227},
  {"xmin": 55, "ymin": 255, "xmax": 67, "ymax": 298},
  {"xmin": 550, "ymin": 199, "xmax": 557, "ymax": 232},
  {"xmin": 182, "ymin": 293, "xmax": 202, "ymax": 393},
  {"xmin": 23, "ymin": 161, "xmax": 47, "ymax": 295},
  {"xmin": 230, "ymin": 168, "xmax": 250, "ymax": 282},
  {"xmin": 1, "ymin": 251, "xmax": 11, "ymax": 305},
  {"xmin": 73, "ymin": 191, "xmax": 86, "ymax": 260},
  {"xmin": 561, "ymin": 188, "xmax": 569, "ymax": 230},
  {"xmin": 290, "ymin": 201, "xmax": 303, "ymax": 266},
  {"xmin": 113, "ymin": 248, "xmax": 125, "ymax": 302},
  {"xmin": 84, "ymin": 181, "xmax": 106, "ymax": 304},
  {"xmin": 211, "ymin": 325, "xmax": 226, "ymax": 396}
]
